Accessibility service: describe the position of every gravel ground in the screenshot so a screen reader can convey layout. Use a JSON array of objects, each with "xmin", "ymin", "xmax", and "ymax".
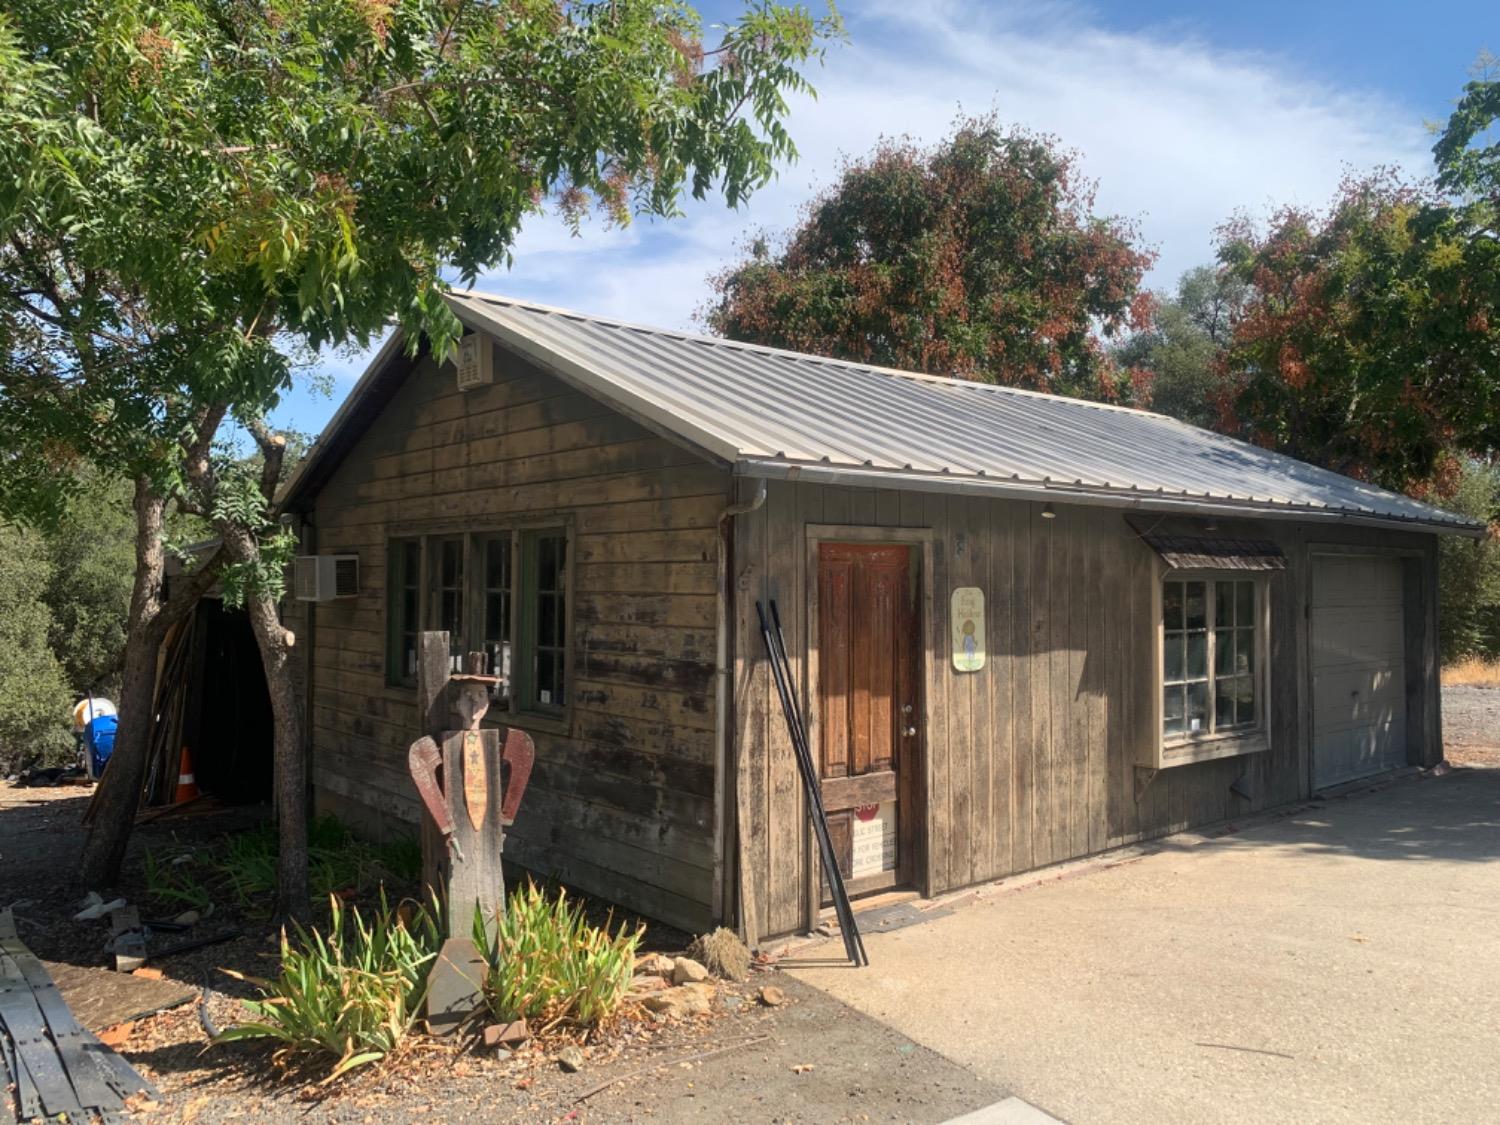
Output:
[{"xmin": 1441, "ymin": 683, "xmax": 1500, "ymax": 767}]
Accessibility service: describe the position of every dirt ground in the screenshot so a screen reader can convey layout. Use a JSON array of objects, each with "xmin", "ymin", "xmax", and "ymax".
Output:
[{"xmin": 0, "ymin": 788, "xmax": 996, "ymax": 1124}]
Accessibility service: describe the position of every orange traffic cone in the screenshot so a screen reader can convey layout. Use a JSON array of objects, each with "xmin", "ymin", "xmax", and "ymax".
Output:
[{"xmin": 174, "ymin": 746, "xmax": 200, "ymax": 804}]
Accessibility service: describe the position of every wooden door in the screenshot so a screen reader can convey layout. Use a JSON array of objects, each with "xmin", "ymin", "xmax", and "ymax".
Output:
[{"xmin": 817, "ymin": 542, "xmax": 920, "ymax": 898}]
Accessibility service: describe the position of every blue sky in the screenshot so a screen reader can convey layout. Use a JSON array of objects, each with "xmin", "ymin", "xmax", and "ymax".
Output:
[{"xmin": 268, "ymin": 0, "xmax": 1495, "ymax": 436}]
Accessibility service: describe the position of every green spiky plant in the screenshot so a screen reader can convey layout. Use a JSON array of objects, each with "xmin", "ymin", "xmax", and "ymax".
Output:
[
  {"xmin": 474, "ymin": 883, "xmax": 642, "ymax": 1031},
  {"xmin": 217, "ymin": 893, "xmax": 438, "ymax": 1081}
]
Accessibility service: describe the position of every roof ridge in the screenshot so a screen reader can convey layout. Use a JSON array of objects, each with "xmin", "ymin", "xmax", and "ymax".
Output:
[{"xmin": 446, "ymin": 287, "xmax": 1178, "ymax": 423}]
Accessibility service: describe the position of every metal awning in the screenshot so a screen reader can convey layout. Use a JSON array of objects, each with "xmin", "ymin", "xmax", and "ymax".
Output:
[{"xmin": 1139, "ymin": 534, "xmax": 1287, "ymax": 571}]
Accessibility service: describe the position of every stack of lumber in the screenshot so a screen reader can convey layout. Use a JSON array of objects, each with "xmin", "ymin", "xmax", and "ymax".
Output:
[{"xmin": 0, "ymin": 910, "xmax": 157, "ymax": 1122}]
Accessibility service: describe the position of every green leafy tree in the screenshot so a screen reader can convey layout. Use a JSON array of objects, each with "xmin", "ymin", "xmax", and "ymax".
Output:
[
  {"xmin": 0, "ymin": 525, "xmax": 73, "ymax": 774},
  {"xmin": 1114, "ymin": 265, "xmax": 1245, "ymax": 429},
  {"xmin": 40, "ymin": 475, "xmax": 138, "ymax": 698},
  {"xmin": 704, "ymin": 114, "xmax": 1157, "ymax": 401},
  {"xmin": 1437, "ymin": 459, "xmax": 1500, "ymax": 661},
  {"xmin": 1, "ymin": 0, "xmax": 839, "ymax": 911},
  {"xmin": 1214, "ymin": 57, "xmax": 1500, "ymax": 494}
]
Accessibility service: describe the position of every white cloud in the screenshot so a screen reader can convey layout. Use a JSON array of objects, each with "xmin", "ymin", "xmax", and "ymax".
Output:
[
  {"xmin": 293, "ymin": 2, "xmax": 1433, "ymax": 430},
  {"xmin": 483, "ymin": 0, "xmax": 1432, "ymax": 326}
]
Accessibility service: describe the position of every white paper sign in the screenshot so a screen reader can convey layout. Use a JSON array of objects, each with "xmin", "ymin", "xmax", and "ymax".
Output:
[
  {"xmin": 850, "ymin": 802, "xmax": 897, "ymax": 878},
  {"xmin": 951, "ymin": 586, "xmax": 986, "ymax": 672}
]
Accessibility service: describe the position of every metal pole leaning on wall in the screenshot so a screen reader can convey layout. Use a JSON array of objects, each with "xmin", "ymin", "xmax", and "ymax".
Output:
[{"xmin": 757, "ymin": 600, "xmax": 868, "ymax": 967}]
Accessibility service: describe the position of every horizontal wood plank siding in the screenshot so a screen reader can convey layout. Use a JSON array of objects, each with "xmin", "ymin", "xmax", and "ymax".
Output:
[
  {"xmin": 304, "ymin": 341, "xmax": 729, "ymax": 932},
  {"xmin": 734, "ymin": 485, "xmax": 1442, "ymax": 937}
]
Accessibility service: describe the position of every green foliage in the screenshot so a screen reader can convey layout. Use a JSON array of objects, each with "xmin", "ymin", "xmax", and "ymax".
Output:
[
  {"xmin": 143, "ymin": 817, "xmax": 417, "ymax": 915},
  {"xmin": 143, "ymin": 847, "xmax": 214, "ymax": 911},
  {"xmin": 1433, "ymin": 51, "xmax": 1500, "ymax": 204},
  {"xmin": 38, "ymin": 474, "xmax": 136, "ymax": 697},
  {"xmin": 1438, "ymin": 461, "xmax": 1500, "ymax": 662},
  {"xmin": 1114, "ymin": 266, "xmax": 1246, "ymax": 429},
  {"xmin": 1216, "ymin": 171, "xmax": 1500, "ymax": 493},
  {"xmin": 0, "ymin": 0, "xmax": 841, "ymax": 525},
  {"xmin": 217, "ymin": 893, "xmax": 438, "ymax": 1081},
  {"xmin": 705, "ymin": 114, "xmax": 1156, "ymax": 401},
  {"xmin": 474, "ymin": 883, "xmax": 642, "ymax": 1029},
  {"xmin": 0, "ymin": 524, "xmax": 74, "ymax": 773}
]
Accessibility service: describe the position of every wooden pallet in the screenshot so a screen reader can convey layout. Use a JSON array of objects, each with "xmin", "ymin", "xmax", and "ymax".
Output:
[{"xmin": 0, "ymin": 909, "xmax": 158, "ymax": 1123}]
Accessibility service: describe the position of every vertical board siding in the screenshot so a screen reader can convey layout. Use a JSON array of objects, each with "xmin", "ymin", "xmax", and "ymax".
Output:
[
  {"xmin": 734, "ymin": 484, "xmax": 1442, "ymax": 936},
  {"xmin": 306, "ymin": 343, "xmax": 729, "ymax": 934}
]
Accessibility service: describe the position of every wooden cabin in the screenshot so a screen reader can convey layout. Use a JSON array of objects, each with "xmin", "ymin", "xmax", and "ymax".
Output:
[{"xmin": 277, "ymin": 292, "xmax": 1483, "ymax": 942}]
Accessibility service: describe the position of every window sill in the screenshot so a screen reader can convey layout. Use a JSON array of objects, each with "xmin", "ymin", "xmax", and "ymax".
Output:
[{"xmin": 1160, "ymin": 730, "xmax": 1268, "ymax": 767}]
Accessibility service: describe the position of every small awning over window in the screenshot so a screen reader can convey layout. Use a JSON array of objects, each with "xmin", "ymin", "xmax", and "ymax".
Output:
[{"xmin": 1140, "ymin": 533, "xmax": 1287, "ymax": 571}]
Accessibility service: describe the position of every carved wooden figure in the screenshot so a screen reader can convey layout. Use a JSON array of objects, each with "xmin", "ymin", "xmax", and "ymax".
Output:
[{"xmin": 407, "ymin": 636, "xmax": 535, "ymax": 1034}]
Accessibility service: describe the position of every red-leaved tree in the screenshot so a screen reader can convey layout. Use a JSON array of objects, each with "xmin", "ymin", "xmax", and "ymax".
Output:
[{"xmin": 703, "ymin": 115, "xmax": 1156, "ymax": 402}]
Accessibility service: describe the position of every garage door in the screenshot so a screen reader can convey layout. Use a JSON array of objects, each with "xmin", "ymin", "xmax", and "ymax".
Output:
[{"xmin": 1311, "ymin": 555, "xmax": 1408, "ymax": 788}]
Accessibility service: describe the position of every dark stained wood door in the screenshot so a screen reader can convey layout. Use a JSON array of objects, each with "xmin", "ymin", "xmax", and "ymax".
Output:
[{"xmin": 817, "ymin": 542, "xmax": 920, "ymax": 897}]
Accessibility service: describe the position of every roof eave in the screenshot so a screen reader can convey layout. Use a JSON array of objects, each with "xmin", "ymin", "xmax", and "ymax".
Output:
[{"xmin": 737, "ymin": 459, "xmax": 1488, "ymax": 539}]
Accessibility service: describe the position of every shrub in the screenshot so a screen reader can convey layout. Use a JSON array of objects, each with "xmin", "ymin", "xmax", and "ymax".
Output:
[
  {"xmin": 1438, "ymin": 460, "xmax": 1500, "ymax": 663},
  {"xmin": 0, "ymin": 525, "xmax": 74, "ymax": 774},
  {"xmin": 218, "ymin": 894, "xmax": 438, "ymax": 1081},
  {"xmin": 475, "ymin": 883, "xmax": 642, "ymax": 1030},
  {"xmin": 211, "ymin": 816, "xmax": 394, "ymax": 911}
]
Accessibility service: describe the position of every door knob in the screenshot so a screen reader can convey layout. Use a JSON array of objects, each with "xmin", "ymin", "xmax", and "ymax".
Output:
[{"xmin": 904, "ymin": 725, "xmax": 918, "ymax": 737}]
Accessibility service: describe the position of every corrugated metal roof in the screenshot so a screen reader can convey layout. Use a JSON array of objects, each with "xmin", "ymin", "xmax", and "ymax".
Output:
[{"xmin": 445, "ymin": 290, "xmax": 1482, "ymax": 537}]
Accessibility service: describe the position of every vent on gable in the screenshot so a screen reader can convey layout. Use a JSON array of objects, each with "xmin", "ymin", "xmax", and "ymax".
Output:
[
  {"xmin": 456, "ymin": 333, "xmax": 494, "ymax": 391},
  {"xmin": 294, "ymin": 555, "xmax": 360, "ymax": 602}
]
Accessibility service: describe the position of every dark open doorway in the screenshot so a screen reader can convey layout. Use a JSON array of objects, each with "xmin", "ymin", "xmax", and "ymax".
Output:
[{"xmin": 178, "ymin": 599, "xmax": 274, "ymax": 804}]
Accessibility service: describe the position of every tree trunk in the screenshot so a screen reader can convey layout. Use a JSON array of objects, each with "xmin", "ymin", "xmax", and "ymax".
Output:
[
  {"xmin": 220, "ymin": 525, "xmax": 309, "ymax": 922},
  {"xmin": 77, "ymin": 480, "xmax": 170, "ymax": 888}
]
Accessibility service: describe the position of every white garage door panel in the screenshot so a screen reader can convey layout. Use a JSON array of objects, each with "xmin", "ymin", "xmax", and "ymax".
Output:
[{"xmin": 1312, "ymin": 556, "xmax": 1408, "ymax": 789}]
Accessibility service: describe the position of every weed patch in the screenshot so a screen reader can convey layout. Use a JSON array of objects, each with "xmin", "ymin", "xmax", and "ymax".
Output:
[
  {"xmin": 475, "ymin": 882, "xmax": 641, "ymax": 1031},
  {"xmin": 217, "ymin": 893, "xmax": 438, "ymax": 1081}
]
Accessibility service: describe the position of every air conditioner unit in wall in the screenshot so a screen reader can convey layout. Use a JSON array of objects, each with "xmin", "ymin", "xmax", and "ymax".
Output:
[{"xmin": 294, "ymin": 555, "xmax": 359, "ymax": 602}]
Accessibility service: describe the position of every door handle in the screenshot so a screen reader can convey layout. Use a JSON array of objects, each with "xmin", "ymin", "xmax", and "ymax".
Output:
[{"xmin": 904, "ymin": 725, "xmax": 918, "ymax": 737}]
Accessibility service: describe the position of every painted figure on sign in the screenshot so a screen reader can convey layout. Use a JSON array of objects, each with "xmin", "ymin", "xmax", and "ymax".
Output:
[{"xmin": 961, "ymin": 619, "xmax": 978, "ymax": 669}]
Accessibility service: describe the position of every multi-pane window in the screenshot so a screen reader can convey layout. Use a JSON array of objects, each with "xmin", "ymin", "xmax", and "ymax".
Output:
[
  {"xmin": 384, "ymin": 529, "xmax": 569, "ymax": 720},
  {"xmin": 1163, "ymin": 576, "xmax": 1259, "ymax": 740},
  {"xmin": 520, "ymin": 530, "xmax": 568, "ymax": 712}
]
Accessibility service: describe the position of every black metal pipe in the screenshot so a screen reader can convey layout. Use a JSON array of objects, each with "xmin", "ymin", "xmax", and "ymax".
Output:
[{"xmin": 757, "ymin": 601, "xmax": 866, "ymax": 966}]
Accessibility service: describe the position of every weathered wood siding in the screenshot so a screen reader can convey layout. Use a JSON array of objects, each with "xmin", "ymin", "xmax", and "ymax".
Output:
[
  {"xmin": 302, "ymin": 338, "xmax": 730, "ymax": 932},
  {"xmin": 733, "ymin": 479, "xmax": 1441, "ymax": 939}
]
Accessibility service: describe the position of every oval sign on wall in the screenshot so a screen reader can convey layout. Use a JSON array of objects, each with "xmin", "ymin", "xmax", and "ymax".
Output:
[{"xmin": 951, "ymin": 586, "xmax": 986, "ymax": 672}]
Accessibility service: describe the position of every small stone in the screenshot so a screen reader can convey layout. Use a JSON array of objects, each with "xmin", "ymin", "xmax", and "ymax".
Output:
[
  {"xmin": 758, "ymin": 985, "xmax": 786, "ymax": 1007},
  {"xmin": 628, "ymin": 973, "xmax": 669, "ymax": 994},
  {"xmin": 482, "ymin": 1019, "xmax": 529, "ymax": 1049},
  {"xmin": 635, "ymin": 952, "xmax": 675, "ymax": 976},
  {"xmin": 172, "ymin": 909, "xmax": 200, "ymax": 926},
  {"xmin": 721, "ymin": 993, "xmax": 746, "ymax": 1012},
  {"xmin": 556, "ymin": 1045, "xmax": 585, "ymax": 1073},
  {"xmin": 672, "ymin": 957, "xmax": 709, "ymax": 985},
  {"xmin": 641, "ymin": 984, "xmax": 713, "ymax": 1018}
]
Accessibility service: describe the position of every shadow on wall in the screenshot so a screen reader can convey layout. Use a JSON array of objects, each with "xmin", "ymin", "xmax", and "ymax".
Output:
[{"xmin": 1149, "ymin": 767, "xmax": 1500, "ymax": 865}]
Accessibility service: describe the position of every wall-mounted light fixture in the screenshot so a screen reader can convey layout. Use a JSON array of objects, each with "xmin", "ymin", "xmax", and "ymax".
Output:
[{"xmin": 1041, "ymin": 502, "xmax": 1057, "ymax": 519}]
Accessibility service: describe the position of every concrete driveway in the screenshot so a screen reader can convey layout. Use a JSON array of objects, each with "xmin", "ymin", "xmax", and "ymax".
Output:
[{"xmin": 789, "ymin": 768, "xmax": 1500, "ymax": 1125}]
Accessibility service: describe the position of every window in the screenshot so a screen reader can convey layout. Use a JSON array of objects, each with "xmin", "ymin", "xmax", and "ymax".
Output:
[
  {"xmin": 431, "ymin": 536, "xmax": 465, "ymax": 667},
  {"xmin": 480, "ymin": 536, "xmax": 513, "ymax": 701},
  {"xmin": 383, "ymin": 528, "xmax": 571, "ymax": 723},
  {"xmin": 387, "ymin": 539, "xmax": 422, "ymax": 685},
  {"xmin": 518, "ymin": 530, "xmax": 568, "ymax": 713},
  {"xmin": 1162, "ymin": 576, "xmax": 1261, "ymax": 743}
]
